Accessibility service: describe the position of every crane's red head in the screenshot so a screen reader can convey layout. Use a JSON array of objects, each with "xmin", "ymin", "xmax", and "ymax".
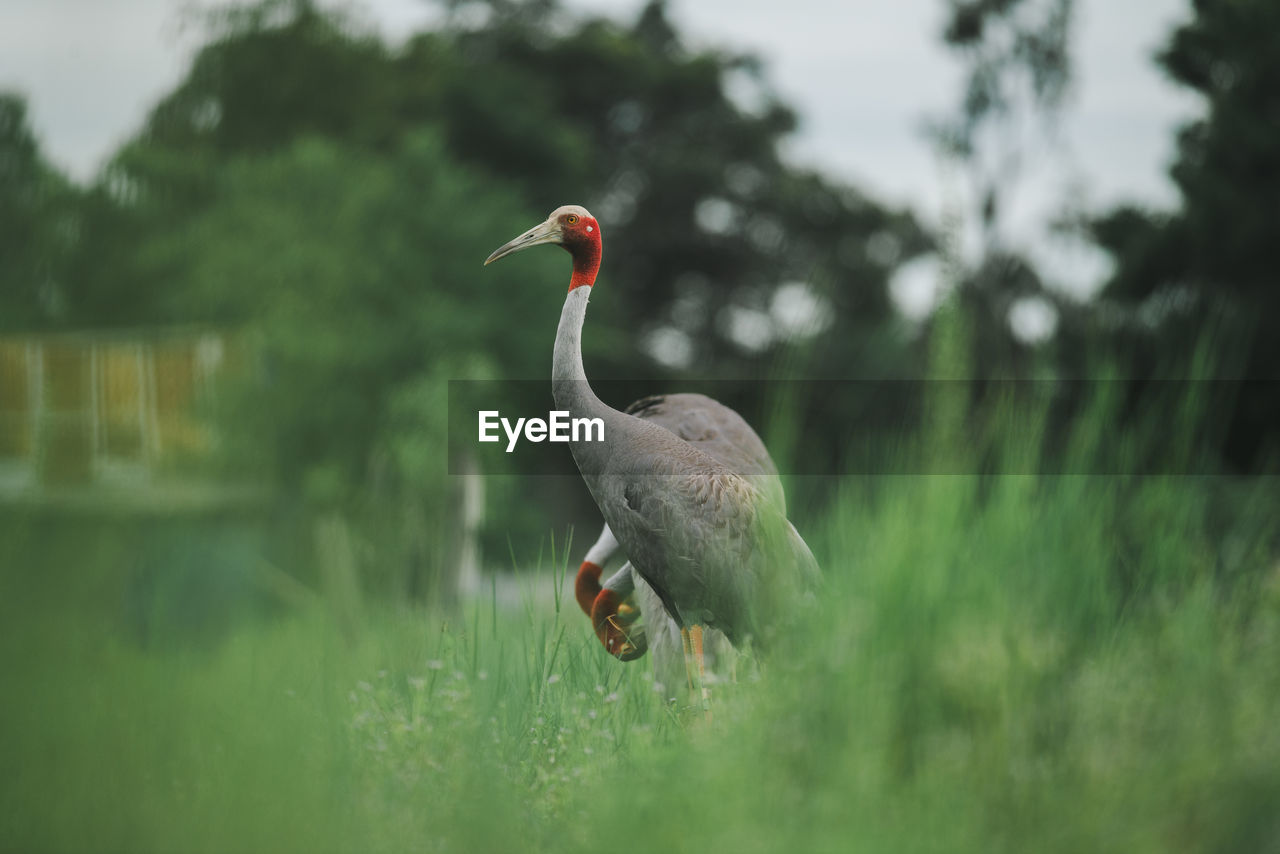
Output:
[{"xmin": 483, "ymin": 204, "xmax": 602, "ymax": 290}]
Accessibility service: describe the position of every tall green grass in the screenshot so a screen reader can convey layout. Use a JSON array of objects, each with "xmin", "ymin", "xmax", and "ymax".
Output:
[{"xmin": 2, "ymin": 385, "xmax": 1278, "ymax": 852}]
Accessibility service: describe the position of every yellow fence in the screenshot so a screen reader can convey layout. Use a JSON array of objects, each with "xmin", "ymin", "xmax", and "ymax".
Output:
[{"xmin": 0, "ymin": 329, "xmax": 242, "ymax": 489}]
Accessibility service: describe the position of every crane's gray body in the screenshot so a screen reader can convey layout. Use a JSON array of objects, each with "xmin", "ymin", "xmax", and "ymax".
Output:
[
  {"xmin": 591, "ymin": 392, "xmax": 782, "ymax": 689},
  {"xmin": 554, "ymin": 287, "xmax": 819, "ymax": 651}
]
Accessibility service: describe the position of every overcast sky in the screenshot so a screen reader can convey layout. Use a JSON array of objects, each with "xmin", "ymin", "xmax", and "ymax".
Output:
[{"xmin": 0, "ymin": 0, "xmax": 1200, "ymax": 307}]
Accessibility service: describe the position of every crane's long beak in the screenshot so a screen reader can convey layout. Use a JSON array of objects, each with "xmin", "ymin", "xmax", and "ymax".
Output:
[{"xmin": 483, "ymin": 218, "xmax": 563, "ymax": 266}]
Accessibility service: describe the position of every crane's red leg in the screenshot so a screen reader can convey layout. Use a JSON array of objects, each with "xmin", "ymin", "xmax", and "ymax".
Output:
[{"xmin": 691, "ymin": 624, "xmax": 711, "ymax": 720}]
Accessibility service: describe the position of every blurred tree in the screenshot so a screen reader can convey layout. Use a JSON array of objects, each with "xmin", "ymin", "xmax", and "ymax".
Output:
[
  {"xmin": 930, "ymin": 0, "xmax": 1075, "ymax": 377},
  {"xmin": 61, "ymin": 0, "xmax": 397, "ymax": 329},
  {"xmin": 141, "ymin": 132, "xmax": 558, "ymax": 600},
  {"xmin": 1085, "ymin": 0, "xmax": 1280, "ymax": 469},
  {"xmin": 95, "ymin": 0, "xmax": 930, "ymax": 385},
  {"xmin": 0, "ymin": 94, "xmax": 80, "ymax": 329},
  {"xmin": 151, "ymin": 132, "xmax": 550, "ymax": 475}
]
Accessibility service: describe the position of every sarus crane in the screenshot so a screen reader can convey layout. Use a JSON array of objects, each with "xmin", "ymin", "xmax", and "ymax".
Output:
[{"xmin": 484, "ymin": 204, "xmax": 819, "ymax": 699}]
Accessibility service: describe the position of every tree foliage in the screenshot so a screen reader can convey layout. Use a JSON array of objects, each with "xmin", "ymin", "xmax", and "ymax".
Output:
[
  {"xmin": 1087, "ymin": 0, "xmax": 1280, "ymax": 467},
  {"xmin": 0, "ymin": 95, "xmax": 80, "ymax": 329},
  {"xmin": 99, "ymin": 0, "xmax": 929, "ymax": 380},
  {"xmin": 931, "ymin": 0, "xmax": 1075, "ymax": 377}
]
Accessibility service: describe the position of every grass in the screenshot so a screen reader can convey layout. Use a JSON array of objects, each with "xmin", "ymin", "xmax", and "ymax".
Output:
[{"xmin": 2, "ymin": 410, "xmax": 1279, "ymax": 852}]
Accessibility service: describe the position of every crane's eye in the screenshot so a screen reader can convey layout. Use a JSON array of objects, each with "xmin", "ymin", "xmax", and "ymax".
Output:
[{"xmin": 566, "ymin": 215, "xmax": 579, "ymax": 224}]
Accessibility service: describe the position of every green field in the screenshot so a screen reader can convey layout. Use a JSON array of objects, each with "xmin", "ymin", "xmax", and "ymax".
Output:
[{"xmin": 3, "ymin": 453, "xmax": 1277, "ymax": 853}]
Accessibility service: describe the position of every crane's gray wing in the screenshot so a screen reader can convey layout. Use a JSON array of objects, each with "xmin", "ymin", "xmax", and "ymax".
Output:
[{"xmin": 624, "ymin": 394, "xmax": 785, "ymax": 512}]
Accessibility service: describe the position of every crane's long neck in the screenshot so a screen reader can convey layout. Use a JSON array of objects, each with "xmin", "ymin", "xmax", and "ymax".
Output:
[
  {"xmin": 551, "ymin": 285, "xmax": 625, "ymax": 482},
  {"xmin": 552, "ymin": 286, "xmax": 610, "ymax": 418}
]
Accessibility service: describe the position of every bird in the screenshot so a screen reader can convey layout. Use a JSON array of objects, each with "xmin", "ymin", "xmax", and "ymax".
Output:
[
  {"xmin": 571, "ymin": 393, "xmax": 783, "ymax": 697},
  {"xmin": 484, "ymin": 204, "xmax": 819, "ymax": 702}
]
